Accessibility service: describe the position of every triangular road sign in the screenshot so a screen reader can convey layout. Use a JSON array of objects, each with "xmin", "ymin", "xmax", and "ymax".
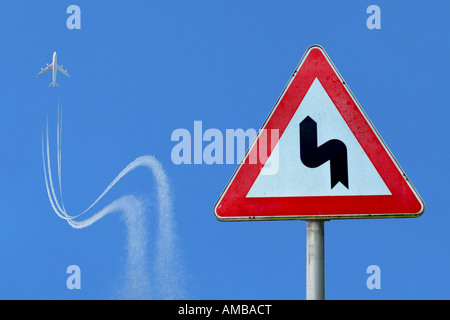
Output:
[{"xmin": 214, "ymin": 45, "xmax": 424, "ymax": 221}]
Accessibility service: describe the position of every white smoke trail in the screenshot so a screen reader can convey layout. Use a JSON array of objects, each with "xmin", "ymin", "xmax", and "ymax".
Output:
[
  {"xmin": 91, "ymin": 195, "xmax": 151, "ymax": 299},
  {"xmin": 42, "ymin": 107, "xmax": 184, "ymax": 299}
]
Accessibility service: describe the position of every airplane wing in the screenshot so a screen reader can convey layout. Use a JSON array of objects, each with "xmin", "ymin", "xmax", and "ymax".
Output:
[
  {"xmin": 57, "ymin": 64, "xmax": 70, "ymax": 78},
  {"xmin": 36, "ymin": 65, "xmax": 50, "ymax": 78}
]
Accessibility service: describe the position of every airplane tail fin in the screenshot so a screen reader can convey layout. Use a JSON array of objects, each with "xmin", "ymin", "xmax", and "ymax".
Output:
[{"xmin": 49, "ymin": 82, "xmax": 60, "ymax": 88}]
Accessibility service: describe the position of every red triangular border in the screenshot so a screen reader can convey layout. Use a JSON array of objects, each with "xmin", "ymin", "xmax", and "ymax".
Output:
[{"xmin": 214, "ymin": 45, "xmax": 424, "ymax": 220}]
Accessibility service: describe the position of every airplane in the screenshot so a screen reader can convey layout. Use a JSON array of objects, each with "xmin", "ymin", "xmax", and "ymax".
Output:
[{"xmin": 36, "ymin": 51, "xmax": 70, "ymax": 87}]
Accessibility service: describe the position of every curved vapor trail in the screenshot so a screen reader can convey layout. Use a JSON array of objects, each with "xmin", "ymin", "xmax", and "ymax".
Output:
[{"xmin": 42, "ymin": 107, "xmax": 184, "ymax": 299}]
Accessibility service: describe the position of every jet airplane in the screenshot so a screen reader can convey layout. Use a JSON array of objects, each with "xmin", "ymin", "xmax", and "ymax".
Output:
[{"xmin": 37, "ymin": 51, "xmax": 70, "ymax": 87}]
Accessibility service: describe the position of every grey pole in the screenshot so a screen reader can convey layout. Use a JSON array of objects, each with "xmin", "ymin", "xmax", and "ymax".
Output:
[{"xmin": 306, "ymin": 220, "xmax": 325, "ymax": 300}]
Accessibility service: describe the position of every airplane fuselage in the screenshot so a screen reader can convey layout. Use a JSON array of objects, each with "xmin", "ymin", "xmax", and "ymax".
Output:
[{"xmin": 51, "ymin": 51, "xmax": 57, "ymax": 87}]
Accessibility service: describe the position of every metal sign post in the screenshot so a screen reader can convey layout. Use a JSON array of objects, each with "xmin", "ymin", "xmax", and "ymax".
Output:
[{"xmin": 306, "ymin": 220, "xmax": 325, "ymax": 300}]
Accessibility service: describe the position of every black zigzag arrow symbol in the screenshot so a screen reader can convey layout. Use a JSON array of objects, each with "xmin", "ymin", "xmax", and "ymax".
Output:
[{"xmin": 299, "ymin": 116, "xmax": 349, "ymax": 189}]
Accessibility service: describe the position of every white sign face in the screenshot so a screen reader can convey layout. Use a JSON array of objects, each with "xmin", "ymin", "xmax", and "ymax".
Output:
[{"xmin": 247, "ymin": 78, "xmax": 391, "ymax": 198}]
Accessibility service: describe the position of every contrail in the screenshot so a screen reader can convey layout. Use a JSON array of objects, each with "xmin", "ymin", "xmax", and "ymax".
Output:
[{"xmin": 42, "ymin": 105, "xmax": 185, "ymax": 299}]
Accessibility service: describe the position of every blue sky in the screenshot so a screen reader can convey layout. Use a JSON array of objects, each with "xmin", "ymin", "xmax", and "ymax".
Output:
[{"xmin": 0, "ymin": 1, "xmax": 449, "ymax": 299}]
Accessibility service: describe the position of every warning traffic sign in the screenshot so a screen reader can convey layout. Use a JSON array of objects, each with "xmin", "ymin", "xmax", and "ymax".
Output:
[{"xmin": 214, "ymin": 45, "xmax": 424, "ymax": 221}]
